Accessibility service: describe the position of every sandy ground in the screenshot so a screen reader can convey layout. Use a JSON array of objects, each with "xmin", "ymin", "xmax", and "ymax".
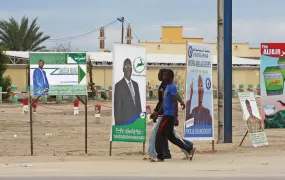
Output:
[
  {"xmin": 1, "ymin": 98, "xmax": 285, "ymax": 177},
  {"xmin": 1, "ymin": 97, "xmax": 285, "ymax": 156},
  {"xmin": 0, "ymin": 152, "xmax": 285, "ymax": 177}
]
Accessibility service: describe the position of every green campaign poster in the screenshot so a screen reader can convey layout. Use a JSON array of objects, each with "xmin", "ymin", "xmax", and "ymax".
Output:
[{"xmin": 29, "ymin": 52, "xmax": 87, "ymax": 96}]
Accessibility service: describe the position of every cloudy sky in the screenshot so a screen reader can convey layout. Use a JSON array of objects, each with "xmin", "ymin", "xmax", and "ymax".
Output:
[{"xmin": 1, "ymin": 0, "xmax": 285, "ymax": 51}]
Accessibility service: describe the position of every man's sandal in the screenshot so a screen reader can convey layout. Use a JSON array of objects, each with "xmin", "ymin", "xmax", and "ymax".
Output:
[{"xmin": 189, "ymin": 148, "xmax": 196, "ymax": 161}]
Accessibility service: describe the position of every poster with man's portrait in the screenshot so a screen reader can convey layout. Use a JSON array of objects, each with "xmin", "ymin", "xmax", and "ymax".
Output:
[
  {"xmin": 29, "ymin": 52, "xmax": 87, "ymax": 96},
  {"xmin": 111, "ymin": 43, "xmax": 147, "ymax": 143},
  {"xmin": 238, "ymin": 92, "xmax": 268, "ymax": 147},
  {"xmin": 184, "ymin": 42, "xmax": 214, "ymax": 141}
]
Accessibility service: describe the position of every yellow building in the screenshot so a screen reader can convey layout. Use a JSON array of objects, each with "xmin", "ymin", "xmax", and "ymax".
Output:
[
  {"xmin": 139, "ymin": 26, "xmax": 260, "ymax": 59},
  {"xmin": 4, "ymin": 66, "xmax": 28, "ymax": 92},
  {"xmin": 138, "ymin": 26, "xmax": 260, "ymax": 90},
  {"xmin": 4, "ymin": 26, "xmax": 260, "ymax": 93}
]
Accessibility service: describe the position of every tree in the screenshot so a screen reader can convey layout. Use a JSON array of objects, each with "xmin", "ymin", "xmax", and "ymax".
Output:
[
  {"xmin": 0, "ymin": 46, "xmax": 12, "ymax": 99},
  {"xmin": 0, "ymin": 16, "xmax": 50, "ymax": 51},
  {"xmin": 51, "ymin": 41, "xmax": 72, "ymax": 52},
  {"xmin": 87, "ymin": 59, "xmax": 96, "ymax": 99}
]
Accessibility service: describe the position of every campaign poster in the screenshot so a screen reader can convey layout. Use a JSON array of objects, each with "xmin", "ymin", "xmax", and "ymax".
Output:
[
  {"xmin": 29, "ymin": 52, "xmax": 87, "ymax": 96},
  {"xmin": 238, "ymin": 92, "xmax": 268, "ymax": 147},
  {"xmin": 261, "ymin": 43, "xmax": 285, "ymax": 128},
  {"xmin": 111, "ymin": 43, "xmax": 147, "ymax": 143},
  {"xmin": 184, "ymin": 42, "xmax": 214, "ymax": 141}
]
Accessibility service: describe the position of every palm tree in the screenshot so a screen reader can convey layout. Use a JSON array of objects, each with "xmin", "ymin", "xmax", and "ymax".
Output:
[{"xmin": 0, "ymin": 16, "xmax": 50, "ymax": 51}]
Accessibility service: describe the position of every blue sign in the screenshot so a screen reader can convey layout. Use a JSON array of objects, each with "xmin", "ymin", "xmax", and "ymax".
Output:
[
  {"xmin": 206, "ymin": 78, "xmax": 211, "ymax": 90},
  {"xmin": 188, "ymin": 46, "xmax": 193, "ymax": 58},
  {"xmin": 184, "ymin": 42, "xmax": 214, "ymax": 141}
]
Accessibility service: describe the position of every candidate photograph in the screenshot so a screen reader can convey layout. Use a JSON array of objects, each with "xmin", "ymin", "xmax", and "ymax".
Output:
[
  {"xmin": 186, "ymin": 75, "xmax": 212, "ymax": 126},
  {"xmin": 114, "ymin": 58, "xmax": 142, "ymax": 125},
  {"xmin": 32, "ymin": 59, "xmax": 50, "ymax": 96},
  {"xmin": 244, "ymin": 99, "xmax": 263, "ymax": 133}
]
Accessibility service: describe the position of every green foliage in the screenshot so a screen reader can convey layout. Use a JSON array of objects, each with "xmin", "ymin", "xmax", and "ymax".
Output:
[
  {"xmin": 0, "ymin": 16, "xmax": 50, "ymax": 51},
  {"xmin": 87, "ymin": 82, "xmax": 96, "ymax": 99},
  {"xmin": 265, "ymin": 110, "xmax": 285, "ymax": 128},
  {"xmin": 101, "ymin": 91, "xmax": 107, "ymax": 100},
  {"xmin": 174, "ymin": 71, "xmax": 183, "ymax": 88},
  {"xmin": 88, "ymin": 81, "xmax": 96, "ymax": 89},
  {"xmin": 0, "ymin": 46, "xmax": 12, "ymax": 99},
  {"xmin": 88, "ymin": 92, "xmax": 96, "ymax": 99},
  {"xmin": 1, "ymin": 76, "xmax": 12, "ymax": 99}
]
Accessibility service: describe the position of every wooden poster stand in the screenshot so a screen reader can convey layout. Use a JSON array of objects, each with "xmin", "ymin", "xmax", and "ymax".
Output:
[
  {"xmin": 29, "ymin": 95, "xmax": 88, "ymax": 155},
  {"xmin": 239, "ymin": 131, "xmax": 249, "ymax": 146}
]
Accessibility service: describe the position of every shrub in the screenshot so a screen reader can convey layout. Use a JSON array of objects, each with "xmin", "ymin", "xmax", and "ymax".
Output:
[{"xmin": 0, "ymin": 46, "xmax": 12, "ymax": 99}]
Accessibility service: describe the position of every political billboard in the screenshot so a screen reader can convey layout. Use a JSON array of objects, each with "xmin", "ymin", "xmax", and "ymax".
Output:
[
  {"xmin": 261, "ymin": 43, "xmax": 285, "ymax": 128},
  {"xmin": 29, "ymin": 52, "xmax": 87, "ymax": 96},
  {"xmin": 238, "ymin": 92, "xmax": 268, "ymax": 147},
  {"xmin": 111, "ymin": 43, "xmax": 147, "ymax": 143},
  {"xmin": 184, "ymin": 42, "xmax": 214, "ymax": 141}
]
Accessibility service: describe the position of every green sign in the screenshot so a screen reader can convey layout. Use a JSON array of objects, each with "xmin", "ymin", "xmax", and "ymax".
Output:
[
  {"xmin": 29, "ymin": 52, "xmax": 87, "ymax": 96},
  {"xmin": 112, "ymin": 116, "xmax": 146, "ymax": 142}
]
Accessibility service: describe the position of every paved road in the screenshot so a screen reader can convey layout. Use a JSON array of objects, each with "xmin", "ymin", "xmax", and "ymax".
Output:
[{"xmin": 1, "ymin": 176, "xmax": 284, "ymax": 180}]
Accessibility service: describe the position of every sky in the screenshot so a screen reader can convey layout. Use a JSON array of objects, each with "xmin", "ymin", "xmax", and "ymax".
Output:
[{"xmin": 1, "ymin": 0, "xmax": 285, "ymax": 52}]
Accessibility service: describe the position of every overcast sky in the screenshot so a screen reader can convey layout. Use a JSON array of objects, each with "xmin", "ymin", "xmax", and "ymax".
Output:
[{"xmin": 1, "ymin": 0, "xmax": 285, "ymax": 51}]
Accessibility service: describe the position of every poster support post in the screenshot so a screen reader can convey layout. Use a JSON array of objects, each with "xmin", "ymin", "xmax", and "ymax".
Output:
[
  {"xmin": 29, "ymin": 95, "xmax": 41, "ymax": 156},
  {"xmin": 239, "ymin": 131, "xmax": 248, "ymax": 147},
  {"xmin": 109, "ymin": 141, "xmax": 112, "ymax": 156},
  {"xmin": 76, "ymin": 95, "xmax": 88, "ymax": 154},
  {"xmin": 212, "ymin": 140, "xmax": 215, "ymax": 152}
]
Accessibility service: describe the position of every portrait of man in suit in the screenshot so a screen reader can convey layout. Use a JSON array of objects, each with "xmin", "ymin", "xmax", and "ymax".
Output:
[
  {"xmin": 114, "ymin": 58, "xmax": 142, "ymax": 125},
  {"xmin": 33, "ymin": 60, "xmax": 50, "ymax": 96}
]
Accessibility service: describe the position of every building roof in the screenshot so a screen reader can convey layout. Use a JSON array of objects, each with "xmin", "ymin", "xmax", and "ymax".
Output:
[
  {"xmin": 5, "ymin": 51, "xmax": 29, "ymax": 59},
  {"xmin": 89, "ymin": 52, "xmax": 260, "ymax": 65},
  {"xmin": 161, "ymin": 26, "xmax": 183, "ymax": 28},
  {"xmin": 5, "ymin": 51, "xmax": 260, "ymax": 65}
]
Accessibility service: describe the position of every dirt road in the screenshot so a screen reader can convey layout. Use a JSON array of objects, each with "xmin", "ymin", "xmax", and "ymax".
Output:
[
  {"xmin": 0, "ymin": 152, "xmax": 284, "ymax": 178},
  {"xmin": 1, "ymin": 177, "xmax": 285, "ymax": 180}
]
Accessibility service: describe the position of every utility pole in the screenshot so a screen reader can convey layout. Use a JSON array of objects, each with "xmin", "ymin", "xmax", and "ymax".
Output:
[
  {"xmin": 117, "ymin": 17, "xmax": 125, "ymax": 44},
  {"xmin": 224, "ymin": 0, "xmax": 233, "ymax": 143},
  {"xmin": 217, "ymin": 0, "xmax": 224, "ymax": 143},
  {"xmin": 121, "ymin": 17, "xmax": 124, "ymax": 44}
]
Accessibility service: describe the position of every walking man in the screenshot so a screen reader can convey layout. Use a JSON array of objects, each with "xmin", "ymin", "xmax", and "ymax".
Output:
[
  {"xmin": 152, "ymin": 69, "xmax": 195, "ymax": 162},
  {"xmin": 144, "ymin": 69, "xmax": 171, "ymax": 160},
  {"xmin": 144, "ymin": 69, "xmax": 193, "ymax": 160}
]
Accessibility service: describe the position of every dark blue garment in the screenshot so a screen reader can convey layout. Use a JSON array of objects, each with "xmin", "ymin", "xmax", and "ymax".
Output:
[
  {"xmin": 154, "ymin": 82, "xmax": 167, "ymax": 115},
  {"xmin": 163, "ymin": 140, "xmax": 171, "ymax": 157},
  {"xmin": 182, "ymin": 138, "xmax": 193, "ymax": 149},
  {"xmin": 33, "ymin": 68, "xmax": 50, "ymax": 96},
  {"xmin": 163, "ymin": 83, "xmax": 177, "ymax": 116}
]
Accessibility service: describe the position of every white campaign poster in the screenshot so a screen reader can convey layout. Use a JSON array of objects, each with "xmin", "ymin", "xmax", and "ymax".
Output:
[
  {"xmin": 110, "ymin": 43, "xmax": 147, "ymax": 143},
  {"xmin": 184, "ymin": 42, "xmax": 214, "ymax": 141},
  {"xmin": 238, "ymin": 92, "xmax": 268, "ymax": 147}
]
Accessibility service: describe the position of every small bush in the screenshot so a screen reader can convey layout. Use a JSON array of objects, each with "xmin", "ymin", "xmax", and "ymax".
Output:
[
  {"xmin": 0, "ymin": 46, "xmax": 12, "ymax": 99},
  {"xmin": 101, "ymin": 91, "xmax": 108, "ymax": 100}
]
